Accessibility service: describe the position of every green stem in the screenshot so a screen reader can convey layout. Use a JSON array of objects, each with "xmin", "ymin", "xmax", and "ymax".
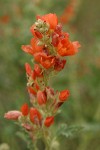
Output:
[
  {"xmin": 43, "ymin": 137, "xmax": 50, "ymax": 150},
  {"xmin": 42, "ymin": 130, "xmax": 51, "ymax": 150},
  {"xmin": 33, "ymin": 141, "xmax": 38, "ymax": 150},
  {"xmin": 43, "ymin": 71, "xmax": 49, "ymax": 87}
]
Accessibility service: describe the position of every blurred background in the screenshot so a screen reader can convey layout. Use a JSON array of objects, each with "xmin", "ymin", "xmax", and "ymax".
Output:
[{"xmin": 0, "ymin": 0, "xmax": 100, "ymax": 149}]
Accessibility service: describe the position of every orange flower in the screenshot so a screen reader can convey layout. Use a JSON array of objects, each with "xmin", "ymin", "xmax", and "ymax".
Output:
[
  {"xmin": 31, "ymin": 38, "xmax": 43, "ymax": 54},
  {"xmin": 52, "ymin": 29, "xmax": 69, "ymax": 47},
  {"xmin": 59, "ymin": 90, "xmax": 70, "ymax": 101},
  {"xmin": 34, "ymin": 52, "xmax": 55, "ymax": 69},
  {"xmin": 57, "ymin": 38, "xmax": 81, "ymax": 56},
  {"xmin": 37, "ymin": 90, "xmax": 47, "ymax": 105},
  {"xmin": 21, "ymin": 103, "xmax": 29, "ymax": 116},
  {"xmin": 22, "ymin": 38, "xmax": 43, "ymax": 55},
  {"xmin": 44, "ymin": 116, "xmax": 54, "ymax": 127},
  {"xmin": 30, "ymin": 108, "xmax": 42, "ymax": 124},
  {"xmin": 25, "ymin": 63, "xmax": 42, "ymax": 80},
  {"xmin": 37, "ymin": 13, "xmax": 58, "ymax": 30},
  {"xmin": 72, "ymin": 41, "xmax": 81, "ymax": 52},
  {"xmin": 21, "ymin": 45, "xmax": 34, "ymax": 55}
]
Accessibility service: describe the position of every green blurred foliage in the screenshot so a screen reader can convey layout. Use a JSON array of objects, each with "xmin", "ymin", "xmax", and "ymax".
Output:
[{"xmin": 0, "ymin": 0, "xmax": 100, "ymax": 149}]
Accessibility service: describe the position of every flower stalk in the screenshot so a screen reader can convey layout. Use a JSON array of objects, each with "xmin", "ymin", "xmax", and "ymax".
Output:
[{"xmin": 4, "ymin": 13, "xmax": 81, "ymax": 149}]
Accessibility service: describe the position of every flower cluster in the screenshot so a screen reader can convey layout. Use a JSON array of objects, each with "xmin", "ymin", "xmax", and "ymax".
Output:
[{"xmin": 4, "ymin": 13, "xmax": 80, "ymax": 141}]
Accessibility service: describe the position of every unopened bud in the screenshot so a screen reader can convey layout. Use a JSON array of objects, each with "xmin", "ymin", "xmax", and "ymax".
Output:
[
  {"xmin": 37, "ymin": 90, "xmax": 47, "ymax": 105},
  {"xmin": 59, "ymin": 90, "xmax": 70, "ymax": 101},
  {"xmin": 4, "ymin": 111, "xmax": 22, "ymax": 120},
  {"xmin": 44, "ymin": 116, "xmax": 54, "ymax": 127}
]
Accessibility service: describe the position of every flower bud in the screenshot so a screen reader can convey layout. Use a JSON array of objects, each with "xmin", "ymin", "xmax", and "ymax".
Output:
[
  {"xmin": 52, "ymin": 32, "xmax": 59, "ymax": 47},
  {"xmin": 55, "ymin": 23, "xmax": 62, "ymax": 35},
  {"xmin": 45, "ymin": 87, "xmax": 54, "ymax": 99},
  {"xmin": 25, "ymin": 63, "xmax": 32, "ymax": 76},
  {"xmin": 4, "ymin": 111, "xmax": 22, "ymax": 120},
  {"xmin": 30, "ymin": 24, "xmax": 42, "ymax": 38},
  {"xmin": 44, "ymin": 116, "xmax": 54, "ymax": 127},
  {"xmin": 30, "ymin": 108, "xmax": 42, "ymax": 125},
  {"xmin": 22, "ymin": 123, "xmax": 33, "ymax": 131},
  {"xmin": 37, "ymin": 90, "xmax": 47, "ymax": 105},
  {"xmin": 34, "ymin": 81, "xmax": 40, "ymax": 90},
  {"xmin": 59, "ymin": 90, "xmax": 70, "ymax": 101},
  {"xmin": 27, "ymin": 86, "xmax": 37, "ymax": 95},
  {"xmin": 34, "ymin": 64, "xmax": 42, "ymax": 77},
  {"xmin": 31, "ymin": 71, "xmax": 36, "ymax": 80},
  {"xmin": 21, "ymin": 103, "xmax": 29, "ymax": 116},
  {"xmin": 54, "ymin": 58, "xmax": 66, "ymax": 71}
]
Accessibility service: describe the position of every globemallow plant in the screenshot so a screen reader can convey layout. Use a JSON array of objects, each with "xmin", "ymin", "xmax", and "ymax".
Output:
[{"xmin": 4, "ymin": 13, "xmax": 81, "ymax": 150}]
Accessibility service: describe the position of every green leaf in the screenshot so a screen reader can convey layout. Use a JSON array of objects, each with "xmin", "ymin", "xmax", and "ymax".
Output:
[
  {"xmin": 56, "ymin": 124, "xmax": 84, "ymax": 138},
  {"xmin": 16, "ymin": 131, "xmax": 27, "ymax": 142}
]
